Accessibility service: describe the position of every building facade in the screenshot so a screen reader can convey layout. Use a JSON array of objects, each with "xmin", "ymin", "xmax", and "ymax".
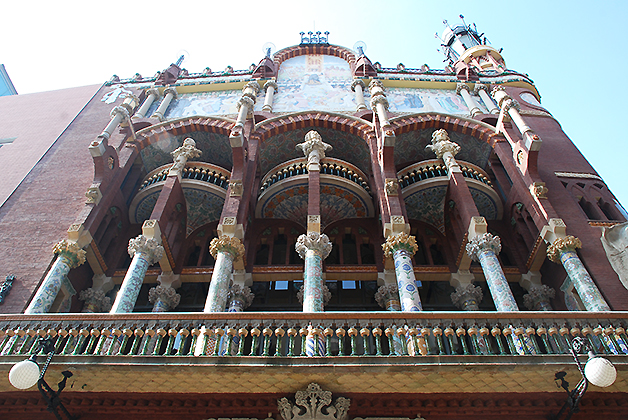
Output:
[{"xmin": 1, "ymin": 24, "xmax": 627, "ymax": 419}]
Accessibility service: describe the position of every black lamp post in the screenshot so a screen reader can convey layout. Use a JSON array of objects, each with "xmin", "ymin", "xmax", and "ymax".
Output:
[
  {"xmin": 553, "ymin": 336, "xmax": 617, "ymax": 420},
  {"xmin": 8, "ymin": 336, "xmax": 76, "ymax": 420}
]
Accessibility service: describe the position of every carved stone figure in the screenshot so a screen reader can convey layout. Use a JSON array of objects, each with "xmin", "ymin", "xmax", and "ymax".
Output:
[
  {"xmin": 601, "ymin": 221, "xmax": 628, "ymax": 290},
  {"xmin": 278, "ymin": 383, "xmax": 350, "ymax": 420},
  {"xmin": 296, "ymin": 131, "xmax": 333, "ymax": 169}
]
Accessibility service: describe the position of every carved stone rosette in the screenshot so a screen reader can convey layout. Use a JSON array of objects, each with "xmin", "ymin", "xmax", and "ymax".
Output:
[
  {"xmin": 296, "ymin": 131, "xmax": 333, "ymax": 170},
  {"xmin": 450, "ymin": 284, "xmax": 483, "ymax": 311},
  {"xmin": 148, "ymin": 284, "xmax": 181, "ymax": 312},
  {"xmin": 227, "ymin": 283, "xmax": 255, "ymax": 312},
  {"xmin": 382, "ymin": 232, "xmax": 418, "ymax": 258},
  {"xmin": 79, "ymin": 288, "xmax": 112, "ymax": 313},
  {"xmin": 523, "ymin": 284, "xmax": 555, "ymax": 311},
  {"xmin": 278, "ymin": 383, "xmax": 350, "ymax": 420},
  {"xmin": 295, "ymin": 232, "xmax": 333, "ymax": 259},
  {"xmin": 374, "ymin": 284, "xmax": 401, "ymax": 311},
  {"xmin": 169, "ymin": 137, "xmax": 202, "ymax": 176},
  {"xmin": 297, "ymin": 284, "xmax": 331, "ymax": 306},
  {"xmin": 209, "ymin": 235, "xmax": 245, "ymax": 262},
  {"xmin": 128, "ymin": 235, "xmax": 164, "ymax": 265},
  {"xmin": 546, "ymin": 235, "xmax": 582, "ymax": 263},
  {"xmin": 53, "ymin": 239, "xmax": 87, "ymax": 268}
]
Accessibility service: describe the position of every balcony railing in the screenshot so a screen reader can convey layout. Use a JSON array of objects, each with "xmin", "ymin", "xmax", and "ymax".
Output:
[
  {"xmin": 1, "ymin": 312, "xmax": 627, "ymax": 360},
  {"xmin": 397, "ymin": 159, "xmax": 492, "ymax": 189},
  {"xmin": 138, "ymin": 162, "xmax": 231, "ymax": 192}
]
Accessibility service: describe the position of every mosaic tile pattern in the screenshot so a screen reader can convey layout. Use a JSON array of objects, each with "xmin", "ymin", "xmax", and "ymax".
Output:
[
  {"xmin": 476, "ymin": 249, "xmax": 518, "ymax": 312},
  {"xmin": 393, "ymin": 249, "xmax": 423, "ymax": 311},
  {"xmin": 404, "ymin": 185, "xmax": 447, "ymax": 233},
  {"xmin": 204, "ymin": 252, "xmax": 234, "ymax": 312},
  {"xmin": 110, "ymin": 253, "xmax": 151, "ymax": 313},
  {"xmin": 560, "ymin": 250, "xmax": 611, "ymax": 311},
  {"xmin": 386, "ymin": 87, "xmax": 470, "ymax": 114},
  {"xmin": 469, "ymin": 186, "xmax": 499, "ymax": 220},
  {"xmin": 24, "ymin": 256, "xmax": 72, "ymax": 314},
  {"xmin": 395, "ymin": 129, "xmax": 492, "ymax": 171},
  {"xmin": 303, "ymin": 250, "xmax": 324, "ymax": 312},
  {"xmin": 260, "ymin": 127, "xmax": 371, "ymax": 177},
  {"xmin": 140, "ymin": 131, "xmax": 232, "ymax": 174}
]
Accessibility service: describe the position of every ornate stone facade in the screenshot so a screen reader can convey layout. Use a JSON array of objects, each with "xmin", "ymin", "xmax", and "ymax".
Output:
[{"xmin": 278, "ymin": 383, "xmax": 350, "ymax": 420}]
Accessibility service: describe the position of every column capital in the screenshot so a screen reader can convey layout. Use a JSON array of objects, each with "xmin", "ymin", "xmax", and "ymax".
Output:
[
  {"xmin": 296, "ymin": 130, "xmax": 332, "ymax": 170},
  {"xmin": 382, "ymin": 232, "xmax": 418, "ymax": 258},
  {"xmin": 79, "ymin": 288, "xmax": 112, "ymax": 312},
  {"xmin": 146, "ymin": 87, "xmax": 161, "ymax": 98},
  {"xmin": 474, "ymin": 83, "xmax": 489, "ymax": 94},
  {"xmin": 264, "ymin": 80, "xmax": 278, "ymax": 92},
  {"xmin": 502, "ymin": 98, "xmax": 521, "ymax": 112},
  {"xmin": 53, "ymin": 239, "xmax": 87, "ymax": 268},
  {"xmin": 169, "ymin": 137, "xmax": 202, "ymax": 176},
  {"xmin": 243, "ymin": 80, "xmax": 261, "ymax": 95},
  {"xmin": 209, "ymin": 235, "xmax": 245, "ymax": 261},
  {"xmin": 236, "ymin": 95, "xmax": 255, "ymax": 111},
  {"xmin": 455, "ymin": 82, "xmax": 471, "ymax": 94},
  {"xmin": 466, "ymin": 233, "xmax": 502, "ymax": 261},
  {"xmin": 296, "ymin": 232, "xmax": 333, "ymax": 259},
  {"xmin": 369, "ymin": 94, "xmax": 389, "ymax": 110},
  {"xmin": 374, "ymin": 284, "xmax": 400, "ymax": 310},
  {"xmin": 110, "ymin": 105, "xmax": 130, "ymax": 121},
  {"xmin": 450, "ymin": 283, "xmax": 483, "ymax": 311},
  {"xmin": 547, "ymin": 235, "xmax": 582, "ymax": 263},
  {"xmin": 227, "ymin": 284, "xmax": 255, "ymax": 310},
  {"xmin": 425, "ymin": 129, "xmax": 460, "ymax": 159},
  {"xmin": 368, "ymin": 79, "xmax": 385, "ymax": 92},
  {"xmin": 351, "ymin": 78, "xmax": 366, "ymax": 91},
  {"xmin": 523, "ymin": 284, "xmax": 556, "ymax": 310},
  {"xmin": 148, "ymin": 284, "xmax": 181, "ymax": 311},
  {"xmin": 163, "ymin": 86, "xmax": 178, "ymax": 98},
  {"xmin": 297, "ymin": 284, "xmax": 331, "ymax": 306},
  {"xmin": 128, "ymin": 235, "xmax": 164, "ymax": 265}
]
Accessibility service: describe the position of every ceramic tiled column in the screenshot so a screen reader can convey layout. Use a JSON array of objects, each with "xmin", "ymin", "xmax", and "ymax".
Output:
[
  {"xmin": 547, "ymin": 236, "xmax": 611, "ymax": 311},
  {"xmin": 295, "ymin": 232, "xmax": 333, "ymax": 312},
  {"xmin": 203, "ymin": 236, "xmax": 245, "ymax": 312},
  {"xmin": 25, "ymin": 240, "xmax": 86, "ymax": 314},
  {"xmin": 466, "ymin": 233, "xmax": 519, "ymax": 311},
  {"xmin": 382, "ymin": 233, "xmax": 423, "ymax": 311},
  {"xmin": 110, "ymin": 235, "xmax": 164, "ymax": 313}
]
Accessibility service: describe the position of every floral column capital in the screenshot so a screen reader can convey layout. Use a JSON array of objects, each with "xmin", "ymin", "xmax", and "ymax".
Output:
[
  {"xmin": 547, "ymin": 235, "xmax": 582, "ymax": 263},
  {"xmin": 466, "ymin": 233, "xmax": 502, "ymax": 261},
  {"xmin": 79, "ymin": 288, "xmax": 112, "ymax": 313},
  {"xmin": 523, "ymin": 284, "xmax": 556, "ymax": 310},
  {"xmin": 425, "ymin": 129, "xmax": 461, "ymax": 160},
  {"xmin": 296, "ymin": 232, "xmax": 333, "ymax": 259},
  {"xmin": 227, "ymin": 284, "xmax": 255, "ymax": 310},
  {"xmin": 53, "ymin": 239, "xmax": 87, "ymax": 268},
  {"xmin": 374, "ymin": 284, "xmax": 401, "ymax": 310},
  {"xmin": 382, "ymin": 232, "xmax": 418, "ymax": 258},
  {"xmin": 296, "ymin": 130, "xmax": 333, "ymax": 170},
  {"xmin": 169, "ymin": 137, "xmax": 202, "ymax": 176},
  {"xmin": 209, "ymin": 235, "xmax": 245, "ymax": 261},
  {"xmin": 128, "ymin": 235, "xmax": 164, "ymax": 265},
  {"xmin": 148, "ymin": 284, "xmax": 181, "ymax": 311}
]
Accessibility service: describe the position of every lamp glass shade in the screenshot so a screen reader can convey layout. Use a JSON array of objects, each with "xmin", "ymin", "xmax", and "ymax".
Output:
[
  {"xmin": 584, "ymin": 356, "xmax": 617, "ymax": 388},
  {"xmin": 8, "ymin": 359, "xmax": 40, "ymax": 389}
]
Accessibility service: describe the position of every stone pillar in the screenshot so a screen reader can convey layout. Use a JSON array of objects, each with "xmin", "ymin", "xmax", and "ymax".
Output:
[
  {"xmin": 25, "ymin": 240, "xmax": 87, "ymax": 314},
  {"xmin": 466, "ymin": 233, "xmax": 519, "ymax": 311},
  {"xmin": 426, "ymin": 128, "xmax": 462, "ymax": 174},
  {"xmin": 235, "ymin": 81, "xmax": 260, "ymax": 128},
  {"xmin": 296, "ymin": 130, "xmax": 333, "ymax": 173},
  {"xmin": 297, "ymin": 284, "xmax": 331, "ymax": 309},
  {"xmin": 110, "ymin": 235, "xmax": 164, "ymax": 313},
  {"xmin": 151, "ymin": 86, "xmax": 177, "ymax": 121},
  {"xmin": 382, "ymin": 233, "xmax": 423, "ymax": 311},
  {"xmin": 456, "ymin": 83, "xmax": 481, "ymax": 116},
  {"xmin": 262, "ymin": 80, "xmax": 278, "ymax": 112},
  {"xmin": 133, "ymin": 87, "xmax": 160, "ymax": 119},
  {"xmin": 369, "ymin": 80, "xmax": 391, "ymax": 127},
  {"xmin": 148, "ymin": 272, "xmax": 181, "ymax": 312},
  {"xmin": 351, "ymin": 79, "xmax": 367, "ymax": 111},
  {"xmin": 295, "ymin": 232, "xmax": 333, "ymax": 312},
  {"xmin": 492, "ymin": 87, "xmax": 541, "ymax": 150},
  {"xmin": 100, "ymin": 106, "xmax": 130, "ymax": 140},
  {"xmin": 168, "ymin": 137, "xmax": 202, "ymax": 178},
  {"xmin": 547, "ymin": 236, "xmax": 611, "ymax": 311},
  {"xmin": 227, "ymin": 284, "xmax": 255, "ymax": 312},
  {"xmin": 450, "ymin": 283, "xmax": 483, "ymax": 311},
  {"xmin": 79, "ymin": 273, "xmax": 113, "ymax": 313},
  {"xmin": 374, "ymin": 284, "xmax": 401, "ymax": 311},
  {"xmin": 203, "ymin": 236, "xmax": 245, "ymax": 312},
  {"xmin": 474, "ymin": 84, "xmax": 499, "ymax": 114}
]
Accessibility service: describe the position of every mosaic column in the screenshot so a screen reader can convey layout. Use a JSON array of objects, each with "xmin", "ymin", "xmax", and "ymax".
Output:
[
  {"xmin": 151, "ymin": 86, "xmax": 177, "ymax": 121},
  {"xmin": 226, "ymin": 284, "xmax": 255, "ymax": 312},
  {"xmin": 262, "ymin": 80, "xmax": 278, "ymax": 112},
  {"xmin": 382, "ymin": 233, "xmax": 423, "ymax": 311},
  {"xmin": 203, "ymin": 236, "xmax": 245, "ymax": 312},
  {"xmin": 456, "ymin": 83, "xmax": 481, "ymax": 116},
  {"xmin": 474, "ymin": 84, "xmax": 499, "ymax": 114},
  {"xmin": 374, "ymin": 284, "xmax": 401, "ymax": 311},
  {"xmin": 133, "ymin": 87, "xmax": 160, "ymax": 119},
  {"xmin": 450, "ymin": 283, "xmax": 483, "ymax": 311},
  {"xmin": 110, "ymin": 235, "xmax": 164, "ymax": 313},
  {"xmin": 547, "ymin": 236, "xmax": 611, "ymax": 311},
  {"xmin": 25, "ymin": 240, "xmax": 87, "ymax": 314},
  {"xmin": 523, "ymin": 284, "xmax": 555, "ymax": 311},
  {"xmin": 351, "ymin": 79, "xmax": 367, "ymax": 111},
  {"xmin": 466, "ymin": 233, "xmax": 519, "ymax": 311},
  {"xmin": 295, "ymin": 232, "xmax": 333, "ymax": 312}
]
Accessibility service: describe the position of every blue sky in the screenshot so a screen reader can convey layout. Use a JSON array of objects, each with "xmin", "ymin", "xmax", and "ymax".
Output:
[{"xmin": 2, "ymin": 0, "xmax": 627, "ymax": 206}]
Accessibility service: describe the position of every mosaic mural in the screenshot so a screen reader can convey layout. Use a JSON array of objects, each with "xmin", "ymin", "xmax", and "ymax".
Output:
[
  {"xmin": 132, "ymin": 187, "xmax": 224, "ymax": 236},
  {"xmin": 273, "ymin": 55, "xmax": 356, "ymax": 113},
  {"xmin": 140, "ymin": 131, "xmax": 232, "ymax": 173},
  {"xmin": 469, "ymin": 186, "xmax": 499, "ymax": 220},
  {"xmin": 259, "ymin": 127, "xmax": 371, "ymax": 176},
  {"xmin": 395, "ymin": 129, "xmax": 492, "ymax": 170},
  {"xmin": 165, "ymin": 90, "xmax": 265, "ymax": 119},
  {"xmin": 259, "ymin": 181, "xmax": 370, "ymax": 229}
]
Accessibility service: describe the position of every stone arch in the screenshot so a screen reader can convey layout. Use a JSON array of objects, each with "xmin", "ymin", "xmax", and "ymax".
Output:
[
  {"xmin": 134, "ymin": 116, "xmax": 234, "ymax": 152},
  {"xmin": 273, "ymin": 44, "xmax": 357, "ymax": 71}
]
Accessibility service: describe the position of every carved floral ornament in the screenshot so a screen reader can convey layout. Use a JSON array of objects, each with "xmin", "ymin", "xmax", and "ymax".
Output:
[
  {"xmin": 227, "ymin": 283, "xmax": 255, "ymax": 308},
  {"xmin": 374, "ymin": 284, "xmax": 400, "ymax": 308},
  {"xmin": 465, "ymin": 233, "xmax": 502, "ymax": 261},
  {"xmin": 546, "ymin": 235, "xmax": 582, "ymax": 263},
  {"xmin": 148, "ymin": 284, "xmax": 181, "ymax": 309},
  {"xmin": 209, "ymin": 235, "xmax": 246, "ymax": 261},
  {"xmin": 53, "ymin": 239, "xmax": 87, "ymax": 268},
  {"xmin": 450, "ymin": 283, "xmax": 484, "ymax": 308},
  {"xmin": 127, "ymin": 235, "xmax": 164, "ymax": 265},
  {"xmin": 522, "ymin": 284, "xmax": 556, "ymax": 310},
  {"xmin": 382, "ymin": 232, "xmax": 418, "ymax": 258},
  {"xmin": 385, "ymin": 178, "xmax": 399, "ymax": 196},
  {"xmin": 425, "ymin": 129, "xmax": 460, "ymax": 160},
  {"xmin": 295, "ymin": 232, "xmax": 333, "ymax": 259},
  {"xmin": 229, "ymin": 180, "xmax": 244, "ymax": 196},
  {"xmin": 278, "ymin": 383, "xmax": 350, "ymax": 420}
]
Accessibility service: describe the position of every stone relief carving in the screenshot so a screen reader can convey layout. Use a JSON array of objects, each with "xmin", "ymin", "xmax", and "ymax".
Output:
[
  {"xmin": 278, "ymin": 383, "xmax": 350, "ymax": 420},
  {"xmin": 601, "ymin": 221, "xmax": 628, "ymax": 290}
]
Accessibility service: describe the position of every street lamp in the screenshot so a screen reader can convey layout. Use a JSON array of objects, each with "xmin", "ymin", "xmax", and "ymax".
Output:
[
  {"xmin": 8, "ymin": 336, "xmax": 76, "ymax": 420},
  {"xmin": 553, "ymin": 336, "xmax": 617, "ymax": 420}
]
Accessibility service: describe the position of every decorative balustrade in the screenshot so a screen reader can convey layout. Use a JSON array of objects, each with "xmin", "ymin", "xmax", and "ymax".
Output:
[
  {"xmin": 1, "ymin": 312, "xmax": 627, "ymax": 359},
  {"xmin": 138, "ymin": 162, "xmax": 230, "ymax": 192},
  {"xmin": 260, "ymin": 158, "xmax": 370, "ymax": 193},
  {"xmin": 397, "ymin": 159, "xmax": 492, "ymax": 189}
]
